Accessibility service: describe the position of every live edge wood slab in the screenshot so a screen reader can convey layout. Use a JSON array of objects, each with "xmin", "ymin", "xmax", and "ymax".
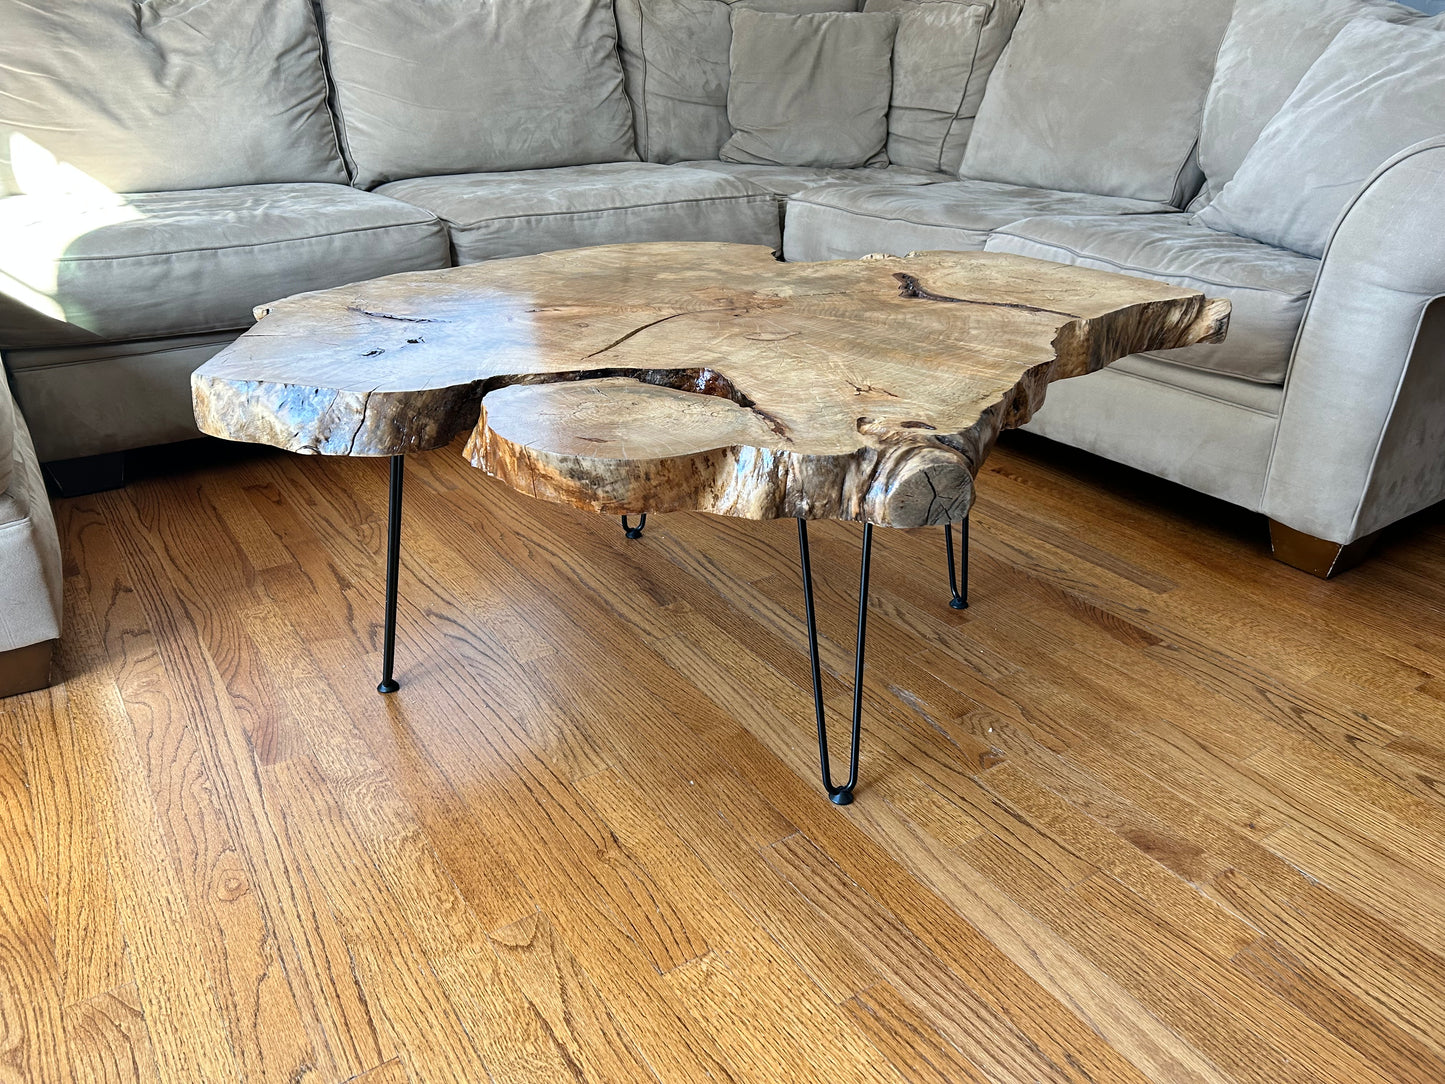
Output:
[{"xmin": 193, "ymin": 243, "xmax": 1229, "ymax": 528}]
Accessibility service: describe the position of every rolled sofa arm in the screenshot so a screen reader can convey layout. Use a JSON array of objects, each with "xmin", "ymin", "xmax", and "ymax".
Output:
[{"xmin": 1263, "ymin": 136, "xmax": 1445, "ymax": 544}]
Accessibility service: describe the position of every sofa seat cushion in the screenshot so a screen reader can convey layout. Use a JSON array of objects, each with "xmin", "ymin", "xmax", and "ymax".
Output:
[
  {"xmin": 782, "ymin": 180, "xmax": 1174, "ymax": 261},
  {"xmin": 0, "ymin": 185, "xmax": 450, "ymax": 350},
  {"xmin": 678, "ymin": 161, "xmax": 949, "ymax": 198},
  {"xmin": 985, "ymin": 215, "xmax": 1320, "ymax": 384},
  {"xmin": 376, "ymin": 163, "xmax": 781, "ymax": 265}
]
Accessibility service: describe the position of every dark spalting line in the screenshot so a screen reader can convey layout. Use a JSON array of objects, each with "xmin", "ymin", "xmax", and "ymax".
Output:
[
  {"xmin": 345, "ymin": 306, "xmax": 442, "ymax": 324},
  {"xmin": 893, "ymin": 273, "xmax": 1082, "ymax": 320}
]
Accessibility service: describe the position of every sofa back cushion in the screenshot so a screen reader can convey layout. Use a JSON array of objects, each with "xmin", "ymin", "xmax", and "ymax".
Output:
[
  {"xmin": 616, "ymin": 0, "xmax": 860, "ymax": 165},
  {"xmin": 721, "ymin": 11, "xmax": 898, "ymax": 169},
  {"xmin": 319, "ymin": 0, "xmax": 638, "ymax": 189},
  {"xmin": 1193, "ymin": 0, "xmax": 1435, "ymax": 209},
  {"xmin": 1196, "ymin": 17, "xmax": 1445, "ymax": 258},
  {"xmin": 863, "ymin": 0, "xmax": 1022, "ymax": 175},
  {"xmin": 0, "ymin": 0, "xmax": 345, "ymax": 197},
  {"xmin": 959, "ymin": 0, "xmax": 1233, "ymax": 205}
]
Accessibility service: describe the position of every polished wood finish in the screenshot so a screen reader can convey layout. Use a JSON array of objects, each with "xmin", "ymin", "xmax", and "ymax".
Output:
[
  {"xmin": 0, "ymin": 639, "xmax": 54, "ymax": 697},
  {"xmin": 193, "ymin": 243, "xmax": 1228, "ymax": 527},
  {"xmin": 1269, "ymin": 519, "xmax": 1381, "ymax": 579},
  {"xmin": 4, "ymin": 433, "xmax": 1444, "ymax": 1084}
]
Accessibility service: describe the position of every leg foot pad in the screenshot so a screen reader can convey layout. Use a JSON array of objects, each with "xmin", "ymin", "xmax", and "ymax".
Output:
[{"xmin": 377, "ymin": 678, "xmax": 400, "ymax": 695}]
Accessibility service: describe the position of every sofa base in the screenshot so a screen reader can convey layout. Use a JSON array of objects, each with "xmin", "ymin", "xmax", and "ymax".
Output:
[
  {"xmin": 43, "ymin": 451, "xmax": 127, "ymax": 497},
  {"xmin": 1269, "ymin": 520, "xmax": 1380, "ymax": 579},
  {"xmin": 0, "ymin": 641, "xmax": 55, "ymax": 698}
]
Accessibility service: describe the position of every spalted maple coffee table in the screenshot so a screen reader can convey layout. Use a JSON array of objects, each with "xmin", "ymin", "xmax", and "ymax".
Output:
[{"xmin": 193, "ymin": 242, "xmax": 1228, "ymax": 804}]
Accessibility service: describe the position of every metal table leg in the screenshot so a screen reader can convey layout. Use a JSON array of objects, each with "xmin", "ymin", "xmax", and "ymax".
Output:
[
  {"xmin": 796, "ymin": 518, "xmax": 874, "ymax": 805},
  {"xmin": 377, "ymin": 455, "xmax": 405, "ymax": 694},
  {"xmin": 622, "ymin": 514, "xmax": 647, "ymax": 540},
  {"xmin": 944, "ymin": 516, "xmax": 969, "ymax": 610}
]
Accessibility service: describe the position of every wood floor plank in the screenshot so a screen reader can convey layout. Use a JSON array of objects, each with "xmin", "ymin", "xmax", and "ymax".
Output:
[
  {"xmin": 64, "ymin": 984, "xmax": 160, "ymax": 1084},
  {"xmin": 12, "ymin": 437, "xmax": 1445, "ymax": 1084}
]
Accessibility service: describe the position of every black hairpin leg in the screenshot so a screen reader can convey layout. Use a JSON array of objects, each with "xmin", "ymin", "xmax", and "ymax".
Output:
[
  {"xmin": 945, "ymin": 516, "xmax": 969, "ymax": 610},
  {"xmin": 622, "ymin": 514, "xmax": 647, "ymax": 540},
  {"xmin": 797, "ymin": 518, "xmax": 874, "ymax": 805},
  {"xmin": 377, "ymin": 455, "xmax": 404, "ymax": 694}
]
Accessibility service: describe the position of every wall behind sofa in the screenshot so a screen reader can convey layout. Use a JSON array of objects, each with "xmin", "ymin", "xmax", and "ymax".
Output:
[{"xmin": 1407, "ymin": 0, "xmax": 1445, "ymax": 11}]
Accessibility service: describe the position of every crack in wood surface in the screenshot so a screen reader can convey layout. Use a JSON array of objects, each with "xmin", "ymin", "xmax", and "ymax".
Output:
[
  {"xmin": 194, "ymin": 244, "xmax": 1229, "ymax": 528},
  {"xmin": 893, "ymin": 273, "xmax": 1081, "ymax": 319}
]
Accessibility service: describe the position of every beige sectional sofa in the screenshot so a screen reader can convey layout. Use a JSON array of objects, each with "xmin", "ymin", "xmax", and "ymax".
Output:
[{"xmin": 2, "ymin": 0, "xmax": 1443, "ymax": 690}]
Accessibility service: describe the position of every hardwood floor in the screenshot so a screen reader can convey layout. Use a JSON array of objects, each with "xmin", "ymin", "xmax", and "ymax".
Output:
[{"xmin": 4, "ymin": 431, "xmax": 1444, "ymax": 1084}]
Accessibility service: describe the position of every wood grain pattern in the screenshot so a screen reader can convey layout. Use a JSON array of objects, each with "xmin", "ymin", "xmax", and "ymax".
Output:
[
  {"xmin": 4, "ymin": 431, "xmax": 1443, "ymax": 1083},
  {"xmin": 193, "ymin": 243, "xmax": 1228, "ymax": 527}
]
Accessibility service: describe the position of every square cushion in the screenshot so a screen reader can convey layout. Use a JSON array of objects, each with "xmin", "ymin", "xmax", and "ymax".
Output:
[
  {"xmin": 721, "ymin": 11, "xmax": 899, "ymax": 168},
  {"xmin": 985, "ymin": 215, "xmax": 1320, "ymax": 384},
  {"xmin": 781, "ymin": 179, "xmax": 1175, "ymax": 261},
  {"xmin": 1193, "ymin": 0, "xmax": 1437, "ymax": 209},
  {"xmin": 0, "ymin": 0, "xmax": 345, "ymax": 197},
  {"xmin": 960, "ymin": 0, "xmax": 1234, "ymax": 205},
  {"xmin": 0, "ymin": 185, "xmax": 450, "ymax": 348},
  {"xmin": 864, "ymin": 0, "xmax": 1023, "ymax": 174},
  {"xmin": 376, "ymin": 163, "xmax": 780, "ymax": 265},
  {"xmin": 318, "ymin": 0, "xmax": 638, "ymax": 189},
  {"xmin": 615, "ymin": 0, "xmax": 860, "ymax": 165},
  {"xmin": 1196, "ymin": 18, "xmax": 1445, "ymax": 259}
]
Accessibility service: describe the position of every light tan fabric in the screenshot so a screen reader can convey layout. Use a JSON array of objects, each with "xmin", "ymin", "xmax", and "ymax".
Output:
[
  {"xmin": 1023, "ymin": 362, "xmax": 1281, "ymax": 515},
  {"xmin": 782, "ymin": 179, "xmax": 1175, "ymax": 260},
  {"xmin": 678, "ymin": 160, "xmax": 948, "ymax": 196},
  {"xmin": 0, "ymin": 185, "xmax": 449, "ymax": 348},
  {"xmin": 318, "ymin": 0, "xmax": 638, "ymax": 189},
  {"xmin": 1196, "ymin": 18, "xmax": 1445, "ymax": 259},
  {"xmin": 0, "ymin": 377, "xmax": 62, "ymax": 654},
  {"xmin": 986, "ymin": 214, "xmax": 1319, "ymax": 384},
  {"xmin": 615, "ymin": 0, "xmax": 861, "ymax": 164},
  {"xmin": 864, "ymin": 0, "xmax": 1022, "ymax": 175},
  {"xmin": 1192, "ymin": 0, "xmax": 1435, "ymax": 209},
  {"xmin": 0, "ymin": 0, "xmax": 345, "ymax": 197},
  {"xmin": 6, "ymin": 333, "xmax": 239, "ymax": 462},
  {"xmin": 1264, "ymin": 137, "xmax": 1445, "ymax": 544},
  {"xmin": 960, "ymin": 0, "xmax": 1233, "ymax": 205},
  {"xmin": 721, "ymin": 11, "xmax": 898, "ymax": 169},
  {"xmin": 377, "ymin": 163, "xmax": 779, "ymax": 265}
]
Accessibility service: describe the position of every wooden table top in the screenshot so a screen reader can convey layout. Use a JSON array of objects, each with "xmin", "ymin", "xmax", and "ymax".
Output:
[{"xmin": 193, "ymin": 242, "xmax": 1228, "ymax": 527}]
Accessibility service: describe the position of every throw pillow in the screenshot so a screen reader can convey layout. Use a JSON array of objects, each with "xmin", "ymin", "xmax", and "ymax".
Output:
[
  {"xmin": 864, "ymin": 0, "xmax": 1023, "ymax": 175},
  {"xmin": 0, "ymin": 0, "xmax": 345, "ymax": 196},
  {"xmin": 615, "ymin": 0, "xmax": 860, "ymax": 165},
  {"xmin": 1192, "ymin": 0, "xmax": 1438, "ymax": 209},
  {"xmin": 318, "ymin": 0, "xmax": 637, "ymax": 190},
  {"xmin": 1196, "ymin": 17, "xmax": 1445, "ymax": 258},
  {"xmin": 720, "ymin": 11, "xmax": 900, "ymax": 169},
  {"xmin": 959, "ymin": 0, "xmax": 1234, "ymax": 205}
]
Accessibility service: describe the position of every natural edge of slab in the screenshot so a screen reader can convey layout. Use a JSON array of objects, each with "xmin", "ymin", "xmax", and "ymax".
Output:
[{"xmin": 465, "ymin": 292, "xmax": 1230, "ymax": 529}]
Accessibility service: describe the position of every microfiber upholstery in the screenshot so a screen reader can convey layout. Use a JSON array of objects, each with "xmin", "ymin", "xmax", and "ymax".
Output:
[
  {"xmin": 614, "ymin": 0, "xmax": 861, "ymax": 164},
  {"xmin": 1191, "ymin": 0, "xmax": 1438, "ymax": 209},
  {"xmin": 864, "ymin": 0, "xmax": 1023, "ymax": 174},
  {"xmin": 377, "ymin": 163, "xmax": 780, "ymax": 264},
  {"xmin": 0, "ymin": 0, "xmax": 345, "ymax": 196},
  {"xmin": 986, "ymin": 214, "xmax": 1320, "ymax": 384},
  {"xmin": 0, "ymin": 184, "xmax": 450, "ymax": 348},
  {"xmin": 782, "ymin": 179, "xmax": 1175, "ymax": 260},
  {"xmin": 317, "ymin": 0, "xmax": 638, "ymax": 188},
  {"xmin": 959, "ymin": 0, "xmax": 1233, "ymax": 205}
]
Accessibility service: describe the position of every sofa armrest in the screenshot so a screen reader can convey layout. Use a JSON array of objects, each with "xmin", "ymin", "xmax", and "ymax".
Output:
[{"xmin": 1263, "ymin": 136, "xmax": 1445, "ymax": 544}]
